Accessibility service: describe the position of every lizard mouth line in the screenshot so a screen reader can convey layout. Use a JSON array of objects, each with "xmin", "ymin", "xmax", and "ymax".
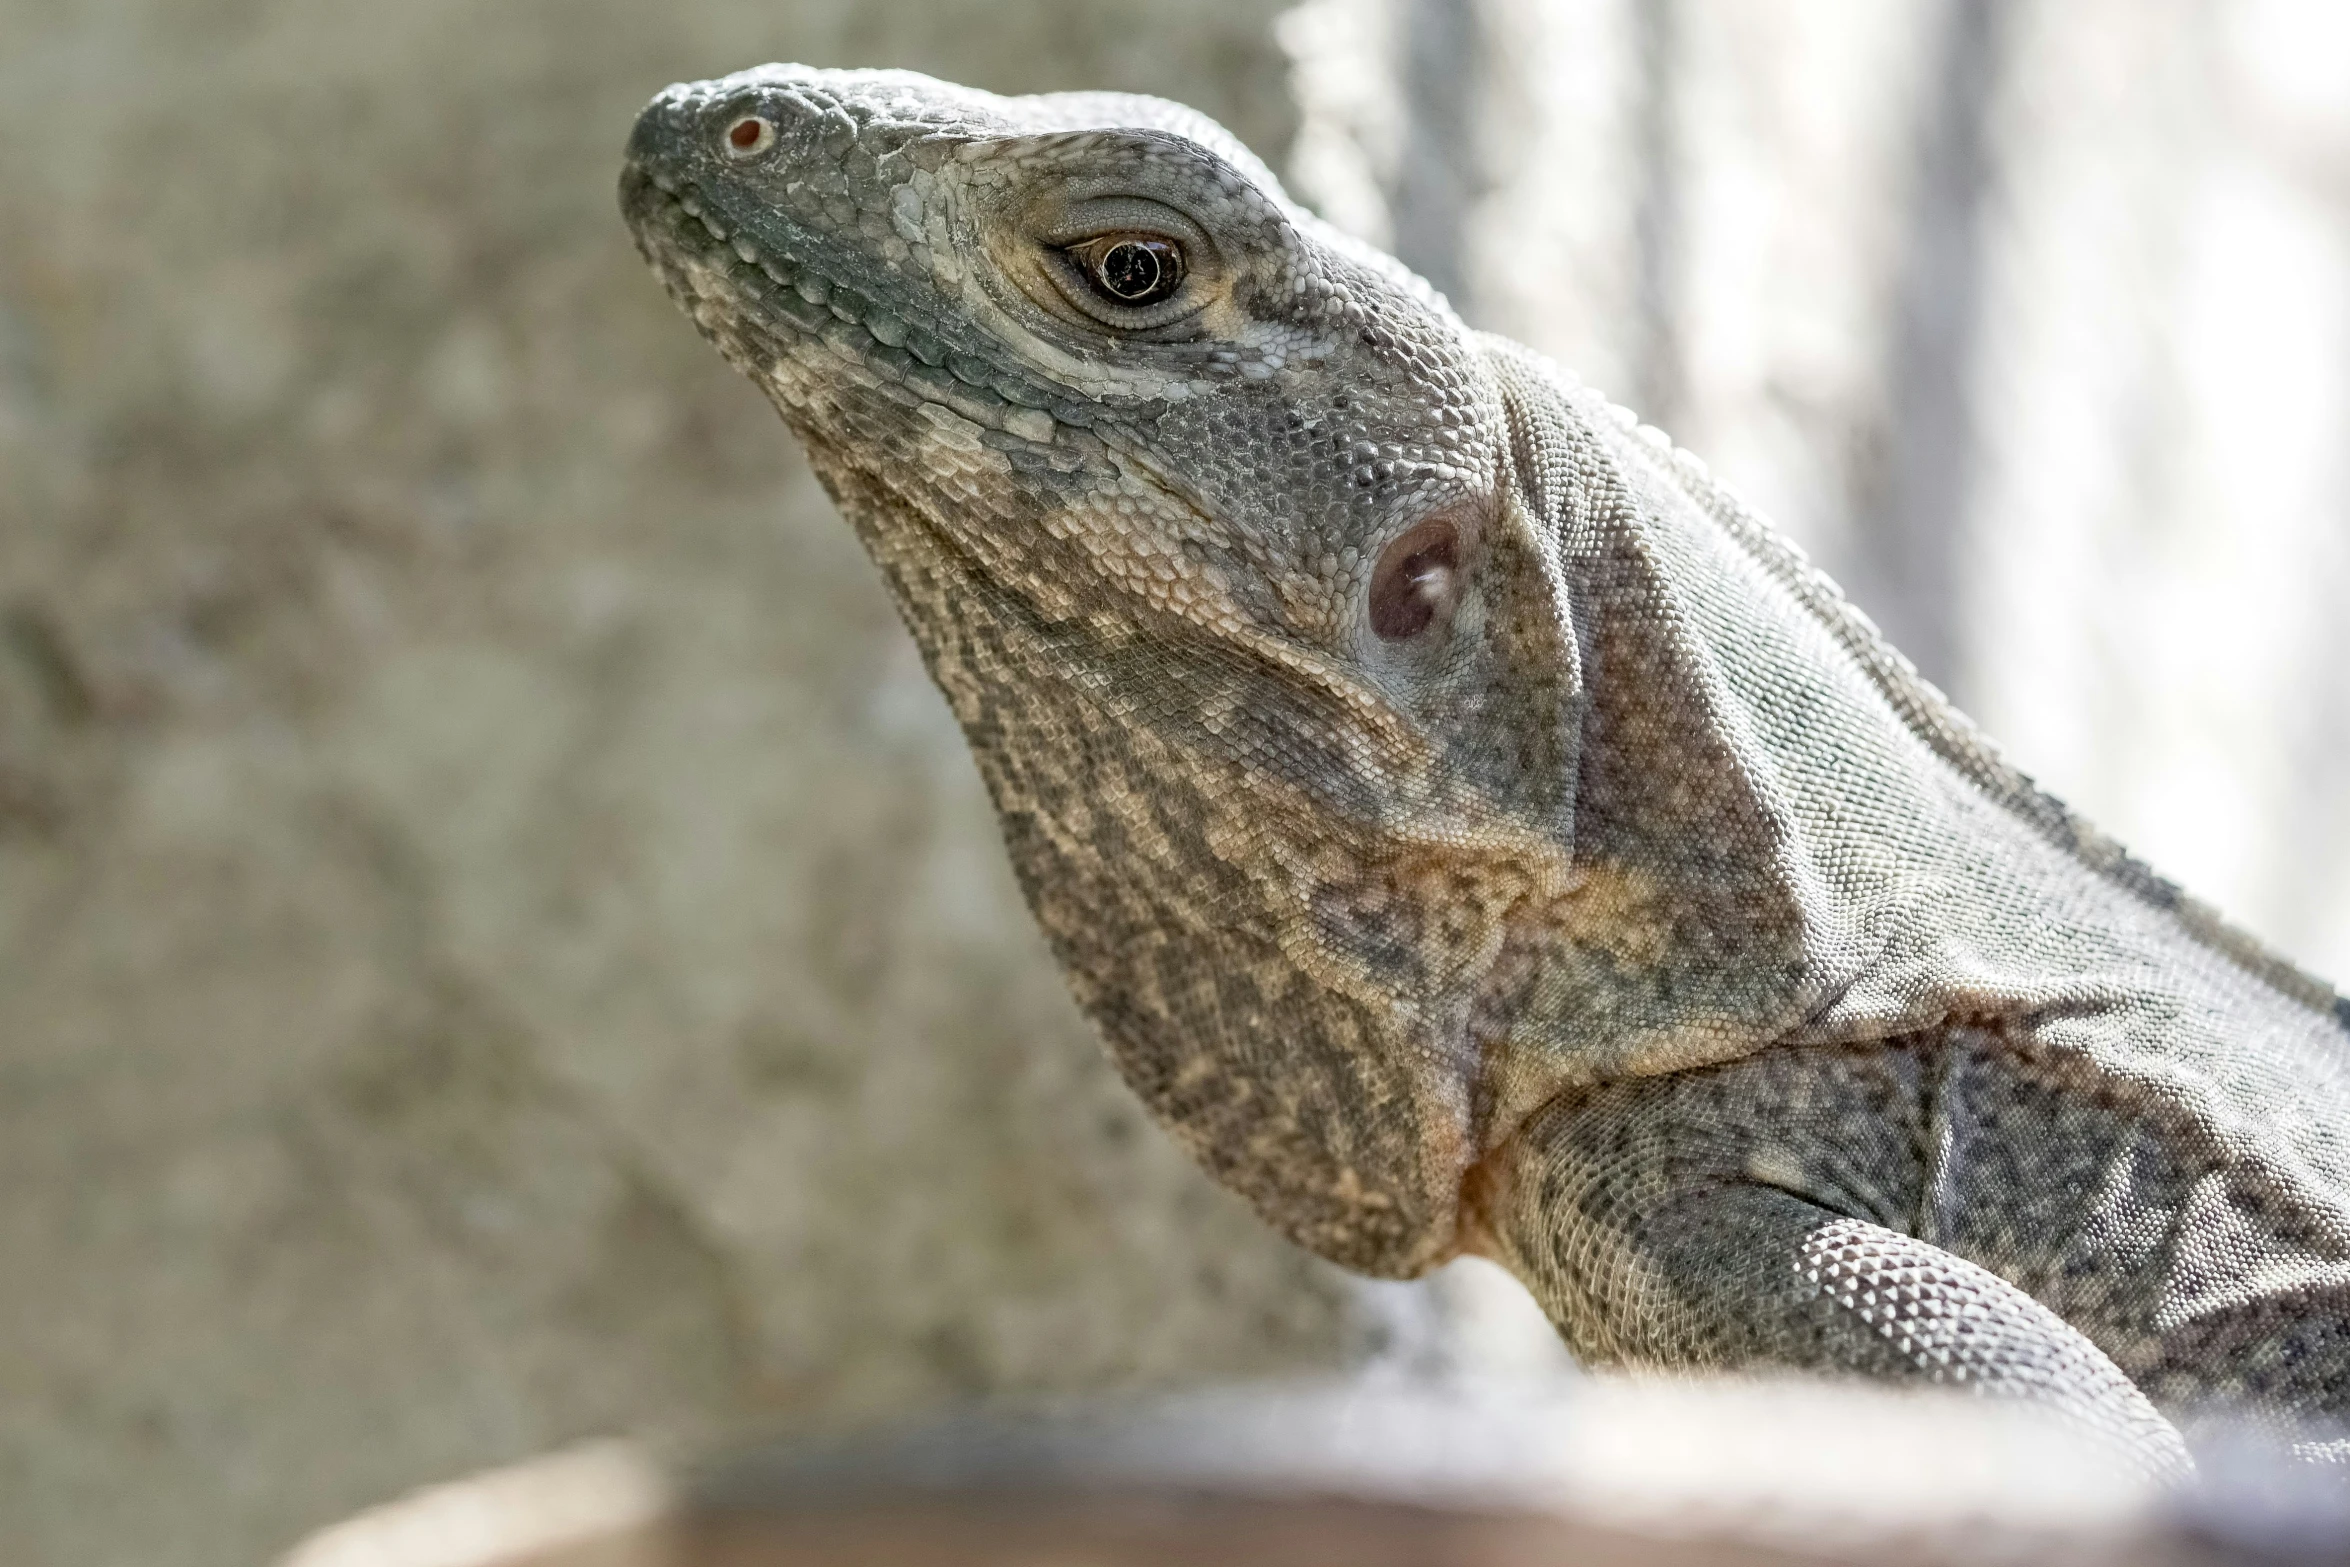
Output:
[
  {"xmin": 618, "ymin": 161, "xmax": 1433, "ymax": 772},
  {"xmin": 622, "ymin": 163, "xmax": 1075, "ymax": 448}
]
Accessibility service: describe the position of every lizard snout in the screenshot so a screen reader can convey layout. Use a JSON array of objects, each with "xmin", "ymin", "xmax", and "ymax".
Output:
[
  {"xmin": 621, "ymin": 81, "xmax": 704, "ymax": 182},
  {"xmin": 623, "ymin": 67, "xmax": 887, "ymax": 191}
]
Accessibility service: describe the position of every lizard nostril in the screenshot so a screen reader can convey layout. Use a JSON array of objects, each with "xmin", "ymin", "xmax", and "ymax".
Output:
[
  {"xmin": 725, "ymin": 115, "xmax": 777, "ymax": 158},
  {"xmin": 1369, "ymin": 517, "xmax": 1461, "ymax": 641}
]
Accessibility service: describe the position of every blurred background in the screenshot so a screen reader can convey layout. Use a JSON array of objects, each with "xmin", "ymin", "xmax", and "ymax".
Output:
[{"xmin": 1, "ymin": 2, "xmax": 2345, "ymax": 1563}]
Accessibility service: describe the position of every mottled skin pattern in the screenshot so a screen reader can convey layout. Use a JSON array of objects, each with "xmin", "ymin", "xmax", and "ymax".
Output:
[{"xmin": 621, "ymin": 67, "xmax": 2350, "ymax": 1471}]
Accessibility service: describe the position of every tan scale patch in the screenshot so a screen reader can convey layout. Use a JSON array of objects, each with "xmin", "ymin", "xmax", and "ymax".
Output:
[{"xmin": 1546, "ymin": 860, "xmax": 1680, "ymax": 972}]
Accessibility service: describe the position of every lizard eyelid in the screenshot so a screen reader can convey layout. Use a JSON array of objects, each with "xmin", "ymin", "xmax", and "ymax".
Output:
[{"xmin": 1022, "ymin": 193, "xmax": 1218, "ymax": 331}]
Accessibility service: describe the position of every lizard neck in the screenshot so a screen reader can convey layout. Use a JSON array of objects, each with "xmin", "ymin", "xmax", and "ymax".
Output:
[
  {"xmin": 1465, "ymin": 371, "xmax": 1838, "ymax": 1150},
  {"xmin": 1461, "ymin": 350, "xmax": 2350, "ymax": 1253},
  {"xmin": 1469, "ymin": 350, "xmax": 2069, "ymax": 1155}
]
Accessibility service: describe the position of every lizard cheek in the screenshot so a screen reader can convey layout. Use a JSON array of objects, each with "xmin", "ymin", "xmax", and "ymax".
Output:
[{"xmin": 1369, "ymin": 518, "xmax": 1462, "ymax": 640}]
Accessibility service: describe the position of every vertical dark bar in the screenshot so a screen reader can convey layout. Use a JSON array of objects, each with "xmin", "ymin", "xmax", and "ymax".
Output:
[
  {"xmin": 1855, "ymin": 0, "xmax": 2010, "ymax": 698},
  {"xmin": 2269, "ymin": 498, "xmax": 2350, "ymax": 977},
  {"xmin": 1631, "ymin": 0, "xmax": 1686, "ymax": 429},
  {"xmin": 1388, "ymin": 0, "xmax": 1487, "ymax": 319}
]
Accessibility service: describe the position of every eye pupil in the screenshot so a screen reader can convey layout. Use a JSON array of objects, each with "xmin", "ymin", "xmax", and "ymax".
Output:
[
  {"xmin": 1101, "ymin": 242, "xmax": 1160, "ymax": 298},
  {"xmin": 1089, "ymin": 238, "xmax": 1183, "ymax": 305}
]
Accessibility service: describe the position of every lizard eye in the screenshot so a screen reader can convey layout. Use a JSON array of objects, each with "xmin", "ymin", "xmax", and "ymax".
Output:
[
  {"xmin": 723, "ymin": 116, "xmax": 776, "ymax": 159},
  {"xmin": 1069, "ymin": 235, "xmax": 1186, "ymax": 307},
  {"xmin": 1369, "ymin": 518, "xmax": 1461, "ymax": 640}
]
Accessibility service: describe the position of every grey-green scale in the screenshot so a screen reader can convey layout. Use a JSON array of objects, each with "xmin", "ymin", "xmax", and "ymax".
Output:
[{"xmin": 621, "ymin": 65, "xmax": 2350, "ymax": 1472}]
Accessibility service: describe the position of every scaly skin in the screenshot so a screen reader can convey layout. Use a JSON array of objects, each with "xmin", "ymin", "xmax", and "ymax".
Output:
[{"xmin": 620, "ymin": 66, "xmax": 2350, "ymax": 1471}]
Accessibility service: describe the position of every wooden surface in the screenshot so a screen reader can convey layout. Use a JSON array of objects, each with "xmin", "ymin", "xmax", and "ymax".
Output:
[{"xmin": 283, "ymin": 1381, "xmax": 2350, "ymax": 1567}]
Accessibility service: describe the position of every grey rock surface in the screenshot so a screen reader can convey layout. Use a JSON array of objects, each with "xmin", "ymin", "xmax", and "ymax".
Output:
[{"xmin": 0, "ymin": 5, "xmax": 1346, "ymax": 1565}]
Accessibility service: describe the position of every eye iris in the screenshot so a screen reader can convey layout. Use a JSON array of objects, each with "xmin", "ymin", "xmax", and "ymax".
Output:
[
  {"xmin": 1092, "ymin": 238, "xmax": 1182, "ymax": 304},
  {"xmin": 726, "ymin": 117, "xmax": 770, "ymax": 153}
]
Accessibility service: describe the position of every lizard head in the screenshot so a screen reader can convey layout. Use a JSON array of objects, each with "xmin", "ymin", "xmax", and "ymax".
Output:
[{"xmin": 622, "ymin": 67, "xmax": 1582, "ymax": 1276}]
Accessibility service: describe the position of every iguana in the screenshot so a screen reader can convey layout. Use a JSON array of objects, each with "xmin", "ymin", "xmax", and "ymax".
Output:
[{"xmin": 619, "ymin": 65, "xmax": 2350, "ymax": 1472}]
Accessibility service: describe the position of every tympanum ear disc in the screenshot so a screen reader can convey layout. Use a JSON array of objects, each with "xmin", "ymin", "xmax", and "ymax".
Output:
[{"xmin": 1369, "ymin": 517, "xmax": 1462, "ymax": 640}]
